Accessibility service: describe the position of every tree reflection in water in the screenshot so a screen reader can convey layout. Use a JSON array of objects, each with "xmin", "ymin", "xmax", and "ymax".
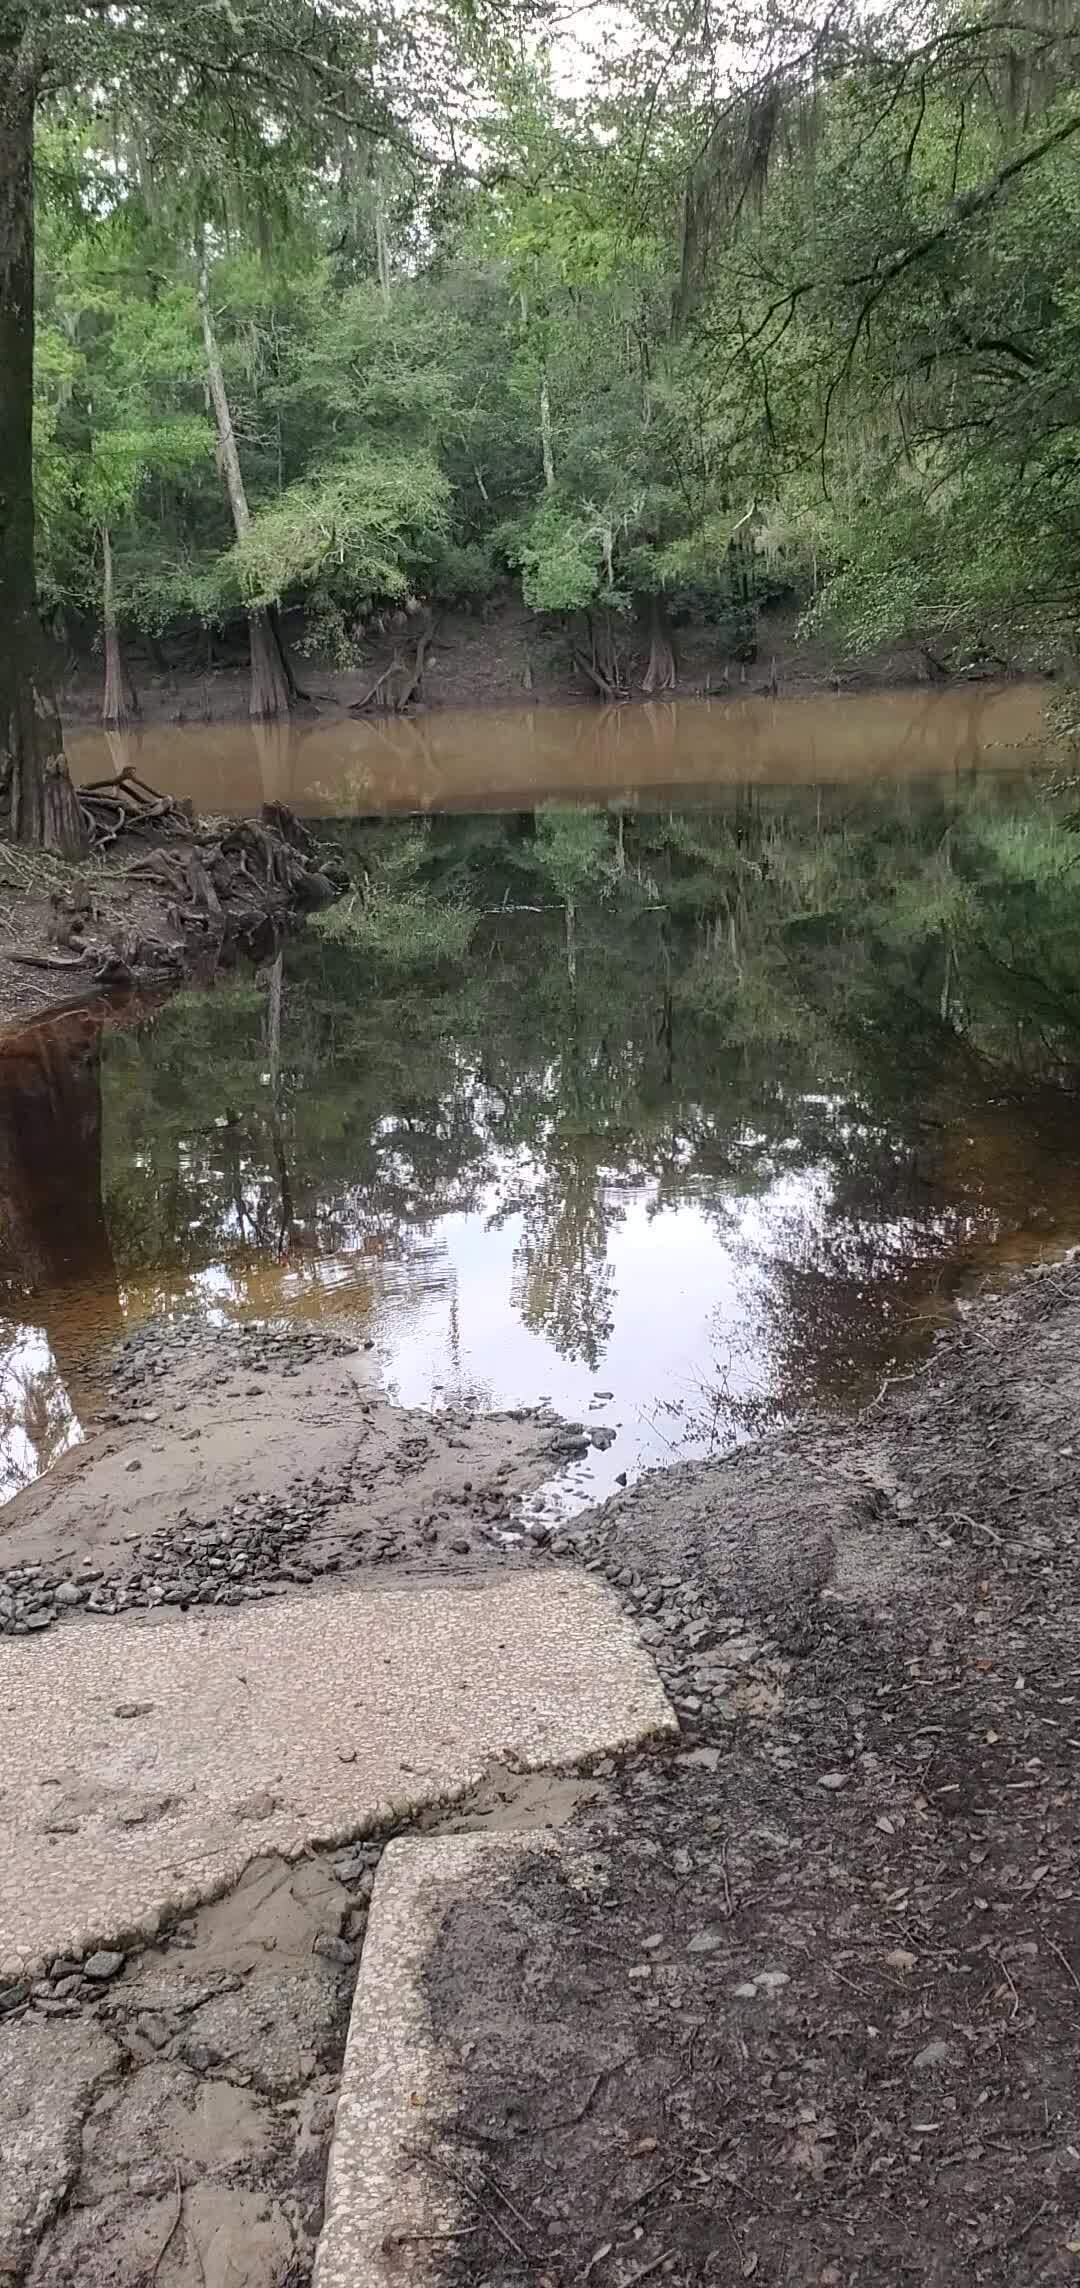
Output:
[
  {"xmin": 0, "ymin": 1011, "xmax": 125, "ymax": 1498},
  {"xmin": 2, "ymin": 770, "xmax": 1080, "ymax": 1500}
]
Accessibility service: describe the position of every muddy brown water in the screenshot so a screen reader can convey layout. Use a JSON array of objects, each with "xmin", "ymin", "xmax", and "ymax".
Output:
[
  {"xmin": 3, "ymin": 688, "xmax": 1080, "ymax": 1513},
  {"xmin": 66, "ymin": 681, "xmax": 1055, "ymax": 815}
]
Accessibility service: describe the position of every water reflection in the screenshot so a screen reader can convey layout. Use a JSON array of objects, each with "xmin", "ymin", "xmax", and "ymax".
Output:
[
  {"xmin": 2, "ymin": 769, "xmax": 1080, "ymax": 1508},
  {"xmin": 0, "ymin": 1011, "xmax": 128, "ymax": 1497},
  {"xmin": 65, "ymin": 683, "xmax": 1057, "ymax": 819}
]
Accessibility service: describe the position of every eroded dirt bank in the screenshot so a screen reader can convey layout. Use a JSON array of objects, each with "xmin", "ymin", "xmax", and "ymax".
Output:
[
  {"xmin": 56, "ymin": 600, "xmax": 1036, "ymax": 726},
  {"xmin": 430, "ymin": 1255, "xmax": 1080, "ymax": 2287}
]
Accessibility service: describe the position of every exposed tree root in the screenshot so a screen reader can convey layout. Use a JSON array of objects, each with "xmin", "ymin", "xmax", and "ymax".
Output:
[
  {"xmin": 349, "ymin": 619, "xmax": 437, "ymax": 714},
  {"xmin": 0, "ymin": 780, "xmax": 346, "ymax": 1024}
]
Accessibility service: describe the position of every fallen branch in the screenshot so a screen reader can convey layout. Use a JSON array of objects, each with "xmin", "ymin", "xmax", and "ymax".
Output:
[
  {"xmin": 186, "ymin": 850, "xmax": 224, "ymax": 921},
  {"xmin": 349, "ymin": 657, "xmax": 403, "ymax": 715},
  {"xmin": 545, "ymin": 2058, "xmax": 627, "ymax": 2129},
  {"xmin": 413, "ymin": 2145, "xmax": 535, "ymax": 2264},
  {"xmin": 78, "ymin": 767, "xmax": 194, "ymax": 853},
  {"xmin": 624, "ymin": 2251, "xmax": 676, "ymax": 2285},
  {"xmin": 9, "ymin": 948, "xmax": 89, "ymax": 970},
  {"xmin": 1047, "ymin": 1936, "xmax": 1080, "ymax": 1995},
  {"xmin": 150, "ymin": 2162, "xmax": 184, "ymax": 2283}
]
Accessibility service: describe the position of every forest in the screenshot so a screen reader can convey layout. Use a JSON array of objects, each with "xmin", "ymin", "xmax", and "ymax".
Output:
[{"xmin": 3, "ymin": 0, "xmax": 1080, "ymax": 843}]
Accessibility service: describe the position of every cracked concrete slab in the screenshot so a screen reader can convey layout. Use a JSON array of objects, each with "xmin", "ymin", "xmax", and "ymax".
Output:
[
  {"xmin": 0, "ymin": 1569, "xmax": 674, "ymax": 1975},
  {"xmin": 315, "ymin": 1832, "xmax": 541, "ymax": 2288},
  {"xmin": 20, "ymin": 1852, "xmax": 356, "ymax": 2288}
]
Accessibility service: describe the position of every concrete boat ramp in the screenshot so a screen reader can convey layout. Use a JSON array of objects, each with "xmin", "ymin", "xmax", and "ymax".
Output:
[
  {"xmin": 315, "ymin": 1831, "xmax": 564, "ymax": 2288},
  {"xmin": 1, "ymin": 1563, "xmax": 675, "ymax": 2283}
]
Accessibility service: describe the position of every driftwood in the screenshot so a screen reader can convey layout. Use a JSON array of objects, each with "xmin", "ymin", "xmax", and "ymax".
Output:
[
  {"xmin": 79, "ymin": 767, "xmax": 195, "ymax": 851},
  {"xmin": 125, "ymin": 848, "xmax": 192, "ymax": 896},
  {"xmin": 125, "ymin": 819, "xmax": 340, "ymax": 932},
  {"xmin": 79, "ymin": 769, "xmax": 337, "ymax": 908},
  {"xmin": 261, "ymin": 801, "xmax": 316, "ymax": 853},
  {"xmin": 350, "ymin": 656, "xmax": 403, "ymax": 715},
  {"xmin": 9, "ymin": 949, "xmax": 89, "ymax": 970}
]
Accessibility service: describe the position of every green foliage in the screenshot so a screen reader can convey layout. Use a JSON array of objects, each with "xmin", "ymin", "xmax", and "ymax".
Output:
[
  {"xmin": 533, "ymin": 807, "xmax": 613, "ymax": 901},
  {"xmin": 317, "ymin": 886, "xmax": 477, "ymax": 965},
  {"xmin": 513, "ymin": 501, "xmax": 607, "ymax": 613},
  {"xmin": 26, "ymin": 0, "xmax": 1080, "ymax": 672},
  {"xmin": 315, "ymin": 825, "xmax": 477, "ymax": 966},
  {"xmin": 224, "ymin": 447, "xmax": 450, "ymax": 609}
]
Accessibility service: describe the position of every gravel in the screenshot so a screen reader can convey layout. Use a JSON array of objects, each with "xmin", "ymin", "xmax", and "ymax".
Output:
[
  {"xmin": 82, "ymin": 1953, "xmax": 125, "ymax": 1984},
  {"xmin": 0, "ymin": 1313, "xmax": 606, "ymax": 1637}
]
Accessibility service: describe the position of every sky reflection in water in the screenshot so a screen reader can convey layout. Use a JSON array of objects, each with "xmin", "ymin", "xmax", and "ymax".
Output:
[{"xmin": 1, "ymin": 750, "xmax": 1079, "ymax": 1510}]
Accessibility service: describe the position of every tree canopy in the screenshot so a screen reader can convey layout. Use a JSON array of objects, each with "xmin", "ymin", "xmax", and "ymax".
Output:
[{"xmin": 4, "ymin": 0, "xmax": 1080, "ymax": 838}]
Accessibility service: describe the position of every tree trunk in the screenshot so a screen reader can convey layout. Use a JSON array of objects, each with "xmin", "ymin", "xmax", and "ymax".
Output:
[
  {"xmin": 0, "ymin": 1015, "xmax": 118, "ymax": 1305},
  {"xmin": 0, "ymin": 32, "xmax": 85, "ymax": 854},
  {"xmin": 640, "ymin": 595, "xmax": 677, "ymax": 693},
  {"xmin": 264, "ymin": 948, "xmax": 295, "ymax": 1259},
  {"xmin": 197, "ymin": 226, "xmax": 291, "ymax": 721},
  {"xmin": 574, "ymin": 610, "xmax": 626, "ymax": 701},
  {"xmin": 726, "ymin": 530, "xmax": 758, "ymax": 663},
  {"xmin": 393, "ymin": 624, "xmax": 433, "ymax": 711},
  {"xmin": 104, "ymin": 727, "xmax": 141, "ymax": 781},
  {"xmin": 252, "ymin": 717, "xmax": 292, "ymax": 805},
  {"xmin": 374, "ymin": 184, "xmax": 391, "ymax": 301},
  {"xmin": 267, "ymin": 947, "xmax": 283, "ymax": 1093},
  {"xmin": 671, "ymin": 178, "xmax": 699, "ymax": 337},
  {"xmin": 100, "ymin": 525, "xmax": 139, "ymax": 729},
  {"xmin": 248, "ymin": 607, "xmax": 292, "ymax": 720},
  {"xmin": 540, "ymin": 370, "xmax": 555, "ymax": 490}
]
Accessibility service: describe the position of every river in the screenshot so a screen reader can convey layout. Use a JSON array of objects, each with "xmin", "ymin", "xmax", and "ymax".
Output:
[
  {"xmin": 1, "ymin": 685, "xmax": 1077, "ymax": 1509},
  {"xmin": 65, "ymin": 681, "xmax": 1056, "ymax": 814}
]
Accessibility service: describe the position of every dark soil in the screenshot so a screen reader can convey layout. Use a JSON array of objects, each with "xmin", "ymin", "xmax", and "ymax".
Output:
[{"xmin": 426, "ymin": 1254, "xmax": 1080, "ymax": 2287}]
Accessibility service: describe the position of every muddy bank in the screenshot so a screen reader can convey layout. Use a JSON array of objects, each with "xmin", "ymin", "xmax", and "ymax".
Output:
[
  {"xmin": 0, "ymin": 1309, "xmax": 622, "ymax": 2287},
  {"xmin": 57, "ymin": 600, "xmax": 1017, "ymax": 728},
  {"xmin": 0, "ymin": 804, "xmax": 341, "ymax": 1034},
  {"xmin": 0, "ymin": 1316, "xmax": 602, "ymax": 1634},
  {"xmin": 429, "ymin": 1254, "xmax": 1080, "ymax": 2286}
]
